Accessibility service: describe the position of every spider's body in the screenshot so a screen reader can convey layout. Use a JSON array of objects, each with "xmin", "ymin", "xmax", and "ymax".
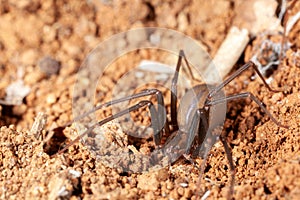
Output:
[{"xmin": 54, "ymin": 50, "xmax": 286, "ymax": 199}]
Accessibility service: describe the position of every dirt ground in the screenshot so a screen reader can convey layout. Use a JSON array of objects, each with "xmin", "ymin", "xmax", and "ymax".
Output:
[{"xmin": 0, "ymin": 0, "xmax": 300, "ymax": 199}]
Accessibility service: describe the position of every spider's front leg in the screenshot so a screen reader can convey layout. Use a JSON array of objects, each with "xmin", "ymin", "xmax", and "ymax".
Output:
[
  {"xmin": 53, "ymin": 88, "xmax": 169, "ymax": 156},
  {"xmin": 57, "ymin": 100, "xmax": 164, "ymax": 155}
]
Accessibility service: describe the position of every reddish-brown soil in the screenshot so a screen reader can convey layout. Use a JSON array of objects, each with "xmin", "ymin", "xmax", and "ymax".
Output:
[{"xmin": 0, "ymin": 0, "xmax": 300, "ymax": 199}]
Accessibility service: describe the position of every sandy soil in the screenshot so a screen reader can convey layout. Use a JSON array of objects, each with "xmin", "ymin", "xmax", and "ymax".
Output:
[{"xmin": 0, "ymin": 0, "xmax": 300, "ymax": 199}]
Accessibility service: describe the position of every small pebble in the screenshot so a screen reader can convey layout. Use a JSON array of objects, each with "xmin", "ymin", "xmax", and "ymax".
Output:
[
  {"xmin": 177, "ymin": 187, "xmax": 184, "ymax": 196},
  {"xmin": 69, "ymin": 169, "xmax": 81, "ymax": 178},
  {"xmin": 166, "ymin": 181, "xmax": 174, "ymax": 190},
  {"xmin": 46, "ymin": 93, "xmax": 57, "ymax": 105},
  {"xmin": 179, "ymin": 182, "xmax": 188, "ymax": 188},
  {"xmin": 177, "ymin": 12, "xmax": 188, "ymax": 32},
  {"xmin": 20, "ymin": 49, "xmax": 39, "ymax": 66},
  {"xmin": 12, "ymin": 104, "xmax": 27, "ymax": 116},
  {"xmin": 184, "ymin": 188, "xmax": 193, "ymax": 198},
  {"xmin": 38, "ymin": 56, "xmax": 61, "ymax": 76},
  {"xmin": 15, "ymin": 134, "xmax": 25, "ymax": 144}
]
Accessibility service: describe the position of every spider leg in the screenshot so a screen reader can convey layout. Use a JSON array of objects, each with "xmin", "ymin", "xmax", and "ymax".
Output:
[
  {"xmin": 56, "ymin": 100, "xmax": 162, "ymax": 155},
  {"xmin": 182, "ymin": 108, "xmax": 212, "ymax": 198},
  {"xmin": 170, "ymin": 50, "xmax": 184, "ymax": 130},
  {"xmin": 180, "ymin": 51, "xmax": 203, "ymax": 83},
  {"xmin": 220, "ymin": 135, "xmax": 235, "ymax": 200},
  {"xmin": 186, "ymin": 108, "xmax": 209, "ymax": 156},
  {"xmin": 192, "ymin": 114, "xmax": 233, "ymax": 199},
  {"xmin": 206, "ymin": 92, "xmax": 288, "ymax": 128},
  {"xmin": 185, "ymin": 109, "xmax": 202, "ymax": 153},
  {"xmin": 54, "ymin": 88, "xmax": 167, "ymax": 132},
  {"xmin": 207, "ymin": 61, "xmax": 282, "ymax": 100},
  {"xmin": 171, "ymin": 50, "xmax": 202, "ymax": 130},
  {"xmin": 195, "ymin": 147, "xmax": 211, "ymax": 199}
]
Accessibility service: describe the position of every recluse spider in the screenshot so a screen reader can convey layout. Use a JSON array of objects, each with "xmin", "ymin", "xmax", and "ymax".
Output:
[{"xmin": 53, "ymin": 50, "xmax": 287, "ymax": 199}]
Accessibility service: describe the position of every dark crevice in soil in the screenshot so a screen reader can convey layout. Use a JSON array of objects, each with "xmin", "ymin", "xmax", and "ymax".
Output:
[
  {"xmin": 144, "ymin": 2, "xmax": 156, "ymax": 21},
  {"xmin": 43, "ymin": 128, "xmax": 68, "ymax": 156},
  {"xmin": 264, "ymin": 184, "xmax": 272, "ymax": 194}
]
